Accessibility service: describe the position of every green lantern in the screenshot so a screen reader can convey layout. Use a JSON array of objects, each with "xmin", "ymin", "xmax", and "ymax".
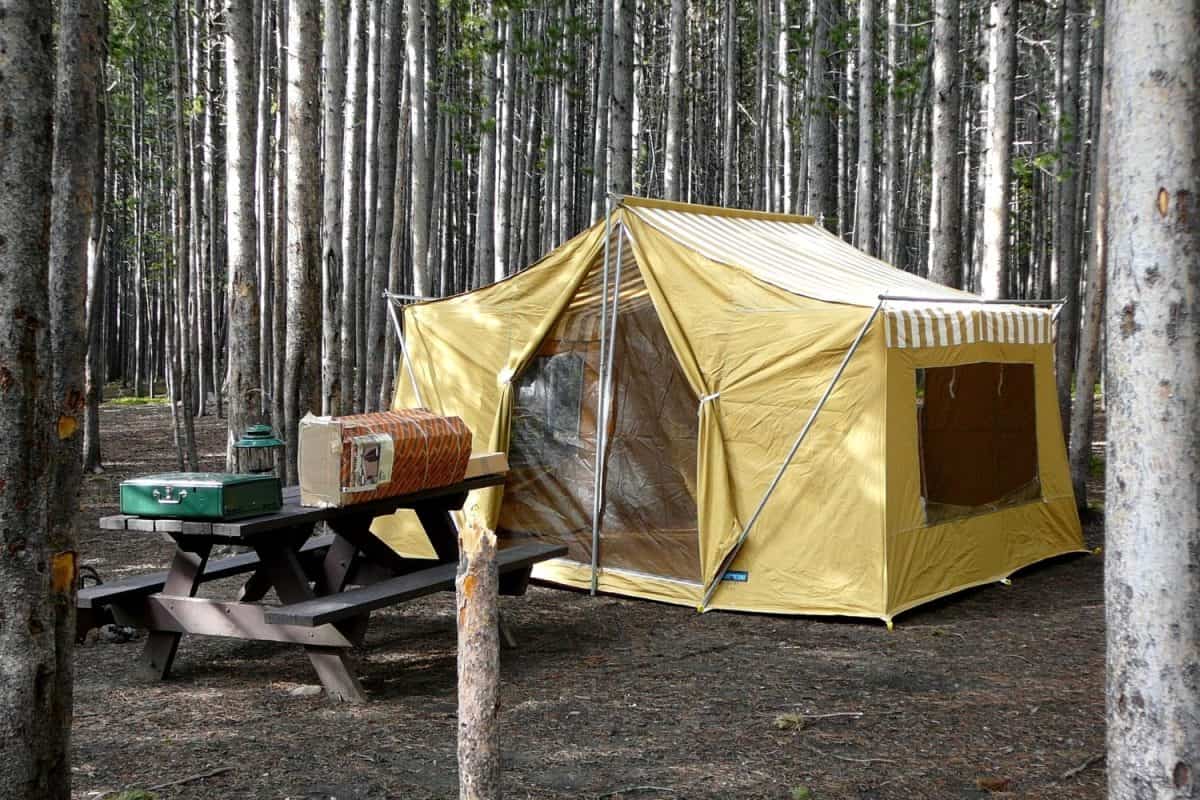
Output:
[{"xmin": 233, "ymin": 424, "xmax": 284, "ymax": 475}]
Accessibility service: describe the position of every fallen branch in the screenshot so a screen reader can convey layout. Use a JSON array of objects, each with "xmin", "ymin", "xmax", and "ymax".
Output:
[
  {"xmin": 800, "ymin": 741, "xmax": 897, "ymax": 765},
  {"xmin": 1059, "ymin": 753, "xmax": 1105, "ymax": 781},
  {"xmin": 146, "ymin": 766, "xmax": 234, "ymax": 791},
  {"xmin": 595, "ymin": 786, "xmax": 677, "ymax": 799}
]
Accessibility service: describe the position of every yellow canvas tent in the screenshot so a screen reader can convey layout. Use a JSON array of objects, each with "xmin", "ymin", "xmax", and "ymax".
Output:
[{"xmin": 383, "ymin": 197, "xmax": 1084, "ymax": 623}]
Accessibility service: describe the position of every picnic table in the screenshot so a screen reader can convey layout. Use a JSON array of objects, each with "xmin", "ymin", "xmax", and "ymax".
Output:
[{"xmin": 80, "ymin": 472, "xmax": 565, "ymax": 703}]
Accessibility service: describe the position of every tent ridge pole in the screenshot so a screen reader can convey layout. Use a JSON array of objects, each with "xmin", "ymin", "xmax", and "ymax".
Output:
[
  {"xmin": 699, "ymin": 298, "xmax": 885, "ymax": 611},
  {"xmin": 590, "ymin": 199, "xmax": 617, "ymax": 595},
  {"xmin": 879, "ymin": 294, "xmax": 1066, "ymax": 306}
]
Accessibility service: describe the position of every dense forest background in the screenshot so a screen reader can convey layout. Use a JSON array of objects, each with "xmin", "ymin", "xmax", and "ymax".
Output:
[{"xmin": 86, "ymin": 0, "xmax": 1104, "ymax": 491}]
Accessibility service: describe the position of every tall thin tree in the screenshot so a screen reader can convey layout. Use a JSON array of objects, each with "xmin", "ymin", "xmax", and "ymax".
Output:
[
  {"xmin": 1104, "ymin": 1, "xmax": 1199, "ymax": 796},
  {"xmin": 853, "ymin": 0, "xmax": 876, "ymax": 252},
  {"xmin": 979, "ymin": 0, "xmax": 1017, "ymax": 299},
  {"xmin": 927, "ymin": 0, "xmax": 962, "ymax": 287},
  {"xmin": 226, "ymin": 0, "xmax": 263, "ymax": 467},
  {"xmin": 321, "ymin": 0, "xmax": 346, "ymax": 415}
]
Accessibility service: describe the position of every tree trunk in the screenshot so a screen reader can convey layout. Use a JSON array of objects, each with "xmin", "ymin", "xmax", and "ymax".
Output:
[
  {"xmin": 721, "ymin": 0, "xmax": 736, "ymax": 206},
  {"xmin": 407, "ymin": 0, "xmax": 431, "ymax": 297},
  {"xmin": 979, "ymin": 0, "xmax": 1016, "ymax": 299},
  {"xmin": 173, "ymin": 0, "xmax": 199, "ymax": 469},
  {"xmin": 341, "ymin": 0, "xmax": 367, "ymax": 413},
  {"xmin": 475, "ymin": 3, "xmax": 498, "ymax": 286},
  {"xmin": 1068, "ymin": 0, "xmax": 1106, "ymax": 512},
  {"xmin": 663, "ymin": 0, "xmax": 687, "ymax": 201},
  {"xmin": 84, "ymin": 5, "xmax": 109, "ymax": 475},
  {"xmin": 927, "ymin": 0, "xmax": 962, "ymax": 287},
  {"xmin": 610, "ymin": 0, "xmax": 634, "ymax": 196},
  {"xmin": 364, "ymin": 0, "xmax": 403, "ymax": 410},
  {"xmin": 321, "ymin": 0, "xmax": 346, "ymax": 416},
  {"xmin": 805, "ymin": 0, "xmax": 834, "ymax": 226},
  {"xmin": 225, "ymin": 0, "xmax": 262, "ymax": 469},
  {"xmin": 0, "ymin": 3, "xmax": 67, "ymax": 797},
  {"xmin": 456, "ymin": 521, "xmax": 501, "ymax": 800},
  {"xmin": 853, "ymin": 0, "xmax": 876, "ymax": 252},
  {"xmin": 495, "ymin": 16, "xmax": 516, "ymax": 280},
  {"xmin": 284, "ymin": 0, "xmax": 322, "ymax": 478},
  {"xmin": 880, "ymin": 0, "xmax": 900, "ymax": 263},
  {"xmin": 1104, "ymin": 1, "xmax": 1200, "ymax": 796},
  {"xmin": 776, "ymin": 0, "xmax": 792, "ymax": 212},
  {"xmin": 590, "ymin": 0, "xmax": 613, "ymax": 221},
  {"xmin": 1054, "ymin": 0, "xmax": 1085, "ymax": 434}
]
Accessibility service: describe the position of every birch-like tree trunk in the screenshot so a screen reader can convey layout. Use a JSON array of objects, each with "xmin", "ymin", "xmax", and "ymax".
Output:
[
  {"xmin": 0, "ymin": 4, "xmax": 68, "ymax": 797},
  {"xmin": 927, "ymin": 0, "xmax": 962, "ymax": 287},
  {"xmin": 84, "ymin": 6, "xmax": 109, "ymax": 475},
  {"xmin": 979, "ymin": 0, "xmax": 1016, "ymax": 299},
  {"xmin": 407, "ymin": 0, "xmax": 432, "ymax": 297},
  {"xmin": 880, "ymin": 0, "xmax": 900, "ymax": 264},
  {"xmin": 284, "ymin": 0, "xmax": 321, "ymax": 478},
  {"xmin": 853, "ymin": 0, "xmax": 876, "ymax": 252},
  {"xmin": 590, "ymin": 0, "xmax": 613, "ymax": 220},
  {"xmin": 456, "ymin": 521, "xmax": 501, "ymax": 800},
  {"xmin": 341, "ymin": 0, "xmax": 366, "ymax": 413},
  {"xmin": 776, "ymin": 0, "xmax": 792, "ymax": 213},
  {"xmin": 1054, "ymin": 0, "xmax": 1084, "ymax": 432},
  {"xmin": 225, "ymin": 0, "xmax": 262, "ymax": 468},
  {"xmin": 495, "ymin": 16, "xmax": 516, "ymax": 280},
  {"xmin": 721, "ymin": 0, "xmax": 736, "ymax": 206},
  {"xmin": 805, "ymin": 0, "xmax": 834, "ymax": 225},
  {"xmin": 610, "ymin": 0, "xmax": 634, "ymax": 196},
  {"xmin": 1068, "ymin": 0, "xmax": 1106, "ymax": 511},
  {"xmin": 1104, "ymin": 2, "xmax": 1200, "ymax": 796},
  {"xmin": 173, "ymin": 0, "xmax": 199, "ymax": 469},
  {"xmin": 321, "ymin": 0, "xmax": 345, "ymax": 415},
  {"xmin": 475, "ymin": 3, "xmax": 498, "ymax": 286},
  {"xmin": 364, "ymin": 0, "xmax": 402, "ymax": 409},
  {"xmin": 664, "ymin": 0, "xmax": 687, "ymax": 201}
]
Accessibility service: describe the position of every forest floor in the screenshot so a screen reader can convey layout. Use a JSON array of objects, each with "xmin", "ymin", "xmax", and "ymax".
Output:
[{"xmin": 71, "ymin": 401, "xmax": 1107, "ymax": 800}]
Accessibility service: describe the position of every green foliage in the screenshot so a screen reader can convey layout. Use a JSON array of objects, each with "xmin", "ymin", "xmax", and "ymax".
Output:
[
  {"xmin": 791, "ymin": 786, "xmax": 814, "ymax": 800},
  {"xmin": 112, "ymin": 790, "xmax": 158, "ymax": 800}
]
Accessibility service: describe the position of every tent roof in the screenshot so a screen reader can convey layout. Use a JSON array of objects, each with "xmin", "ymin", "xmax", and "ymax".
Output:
[{"xmin": 622, "ymin": 197, "xmax": 978, "ymax": 308}]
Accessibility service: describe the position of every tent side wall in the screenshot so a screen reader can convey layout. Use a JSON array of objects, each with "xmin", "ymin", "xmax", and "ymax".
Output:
[{"xmin": 883, "ymin": 338, "xmax": 1086, "ymax": 619}]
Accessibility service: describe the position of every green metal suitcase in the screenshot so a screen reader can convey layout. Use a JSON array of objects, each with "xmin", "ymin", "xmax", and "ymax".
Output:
[{"xmin": 119, "ymin": 472, "xmax": 283, "ymax": 520}]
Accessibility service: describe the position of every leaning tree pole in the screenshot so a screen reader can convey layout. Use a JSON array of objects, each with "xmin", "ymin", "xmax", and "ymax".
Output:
[{"xmin": 1104, "ymin": 0, "xmax": 1200, "ymax": 797}]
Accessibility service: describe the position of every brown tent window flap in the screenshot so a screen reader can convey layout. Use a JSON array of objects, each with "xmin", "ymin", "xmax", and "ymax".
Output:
[{"xmin": 916, "ymin": 362, "xmax": 1041, "ymax": 525}]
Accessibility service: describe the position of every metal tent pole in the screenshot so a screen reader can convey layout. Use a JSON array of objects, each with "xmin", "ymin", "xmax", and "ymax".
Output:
[
  {"xmin": 699, "ymin": 299, "xmax": 885, "ymax": 610},
  {"xmin": 878, "ymin": 294, "xmax": 1065, "ymax": 306},
  {"xmin": 384, "ymin": 293, "xmax": 425, "ymax": 408},
  {"xmin": 589, "ymin": 199, "xmax": 616, "ymax": 595}
]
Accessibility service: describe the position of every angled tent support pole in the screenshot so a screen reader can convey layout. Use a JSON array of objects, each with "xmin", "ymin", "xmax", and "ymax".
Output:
[
  {"xmin": 589, "ymin": 199, "xmax": 617, "ymax": 595},
  {"xmin": 384, "ymin": 291, "xmax": 425, "ymax": 409},
  {"xmin": 699, "ymin": 298, "xmax": 885, "ymax": 611}
]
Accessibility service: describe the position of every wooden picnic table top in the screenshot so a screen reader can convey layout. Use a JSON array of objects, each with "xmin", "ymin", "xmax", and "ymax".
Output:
[{"xmin": 98, "ymin": 472, "xmax": 508, "ymax": 542}]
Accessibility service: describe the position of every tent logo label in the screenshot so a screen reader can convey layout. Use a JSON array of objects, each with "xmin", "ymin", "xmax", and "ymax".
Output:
[{"xmin": 722, "ymin": 571, "xmax": 749, "ymax": 583}]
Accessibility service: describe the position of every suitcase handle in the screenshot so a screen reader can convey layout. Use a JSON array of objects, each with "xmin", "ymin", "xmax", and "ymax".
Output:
[{"xmin": 151, "ymin": 488, "xmax": 189, "ymax": 505}]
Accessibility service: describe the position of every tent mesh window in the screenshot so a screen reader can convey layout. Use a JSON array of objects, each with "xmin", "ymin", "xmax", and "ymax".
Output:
[
  {"xmin": 916, "ymin": 362, "xmax": 1041, "ymax": 524},
  {"xmin": 498, "ymin": 234, "xmax": 701, "ymax": 582}
]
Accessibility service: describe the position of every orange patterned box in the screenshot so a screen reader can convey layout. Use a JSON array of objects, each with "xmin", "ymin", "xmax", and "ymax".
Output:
[{"xmin": 298, "ymin": 410, "xmax": 473, "ymax": 508}]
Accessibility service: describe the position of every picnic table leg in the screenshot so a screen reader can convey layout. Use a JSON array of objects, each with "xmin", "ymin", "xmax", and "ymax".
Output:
[
  {"xmin": 140, "ymin": 542, "xmax": 212, "ymax": 679},
  {"xmin": 254, "ymin": 541, "xmax": 366, "ymax": 703},
  {"xmin": 413, "ymin": 503, "xmax": 461, "ymax": 563},
  {"xmin": 317, "ymin": 533, "xmax": 371, "ymax": 645}
]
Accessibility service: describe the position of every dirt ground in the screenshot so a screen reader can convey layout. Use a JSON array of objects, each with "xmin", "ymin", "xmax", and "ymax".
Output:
[{"xmin": 72, "ymin": 402, "xmax": 1107, "ymax": 800}]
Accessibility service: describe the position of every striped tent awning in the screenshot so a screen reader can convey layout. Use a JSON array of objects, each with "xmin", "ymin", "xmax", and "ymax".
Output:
[{"xmin": 882, "ymin": 303, "xmax": 1054, "ymax": 350}]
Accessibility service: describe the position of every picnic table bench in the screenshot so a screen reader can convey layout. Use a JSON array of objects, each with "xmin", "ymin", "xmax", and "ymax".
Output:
[{"xmin": 82, "ymin": 473, "xmax": 565, "ymax": 703}]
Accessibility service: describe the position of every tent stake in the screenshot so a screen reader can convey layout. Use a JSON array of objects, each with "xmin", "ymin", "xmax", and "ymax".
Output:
[
  {"xmin": 700, "ymin": 298, "xmax": 885, "ymax": 611},
  {"xmin": 590, "ymin": 200, "xmax": 616, "ymax": 595}
]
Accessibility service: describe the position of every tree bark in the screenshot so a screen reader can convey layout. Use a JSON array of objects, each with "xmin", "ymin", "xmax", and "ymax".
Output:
[
  {"xmin": 1054, "ymin": 0, "xmax": 1085, "ymax": 433},
  {"xmin": 321, "ymin": 0, "xmax": 346, "ymax": 415},
  {"xmin": 979, "ymin": 0, "xmax": 1016, "ymax": 299},
  {"xmin": 225, "ymin": 0, "xmax": 263, "ymax": 468},
  {"xmin": 284, "ymin": 0, "xmax": 322, "ymax": 478},
  {"xmin": 475, "ymin": 3, "xmax": 498, "ymax": 286},
  {"xmin": 341, "ymin": 0, "xmax": 367, "ymax": 413},
  {"xmin": 880, "ymin": 0, "xmax": 900, "ymax": 263},
  {"xmin": 0, "ymin": 3, "xmax": 67, "ymax": 797},
  {"xmin": 173, "ymin": 0, "xmax": 199, "ymax": 469},
  {"xmin": 590, "ymin": 0, "xmax": 613, "ymax": 221},
  {"xmin": 457, "ymin": 521, "xmax": 501, "ymax": 800},
  {"xmin": 610, "ymin": 0, "xmax": 634, "ymax": 196},
  {"xmin": 805, "ymin": 0, "xmax": 834, "ymax": 226},
  {"xmin": 664, "ymin": 0, "xmax": 687, "ymax": 201},
  {"xmin": 721, "ymin": 0, "xmax": 737, "ymax": 206},
  {"xmin": 927, "ymin": 0, "xmax": 962, "ymax": 287},
  {"xmin": 853, "ymin": 0, "xmax": 876, "ymax": 252},
  {"xmin": 84, "ymin": 4, "xmax": 109, "ymax": 475},
  {"xmin": 407, "ymin": 0, "xmax": 432, "ymax": 297},
  {"xmin": 1104, "ymin": 1, "xmax": 1200, "ymax": 797},
  {"xmin": 1068, "ymin": 0, "xmax": 1106, "ymax": 512},
  {"xmin": 364, "ymin": 0, "xmax": 403, "ymax": 410}
]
